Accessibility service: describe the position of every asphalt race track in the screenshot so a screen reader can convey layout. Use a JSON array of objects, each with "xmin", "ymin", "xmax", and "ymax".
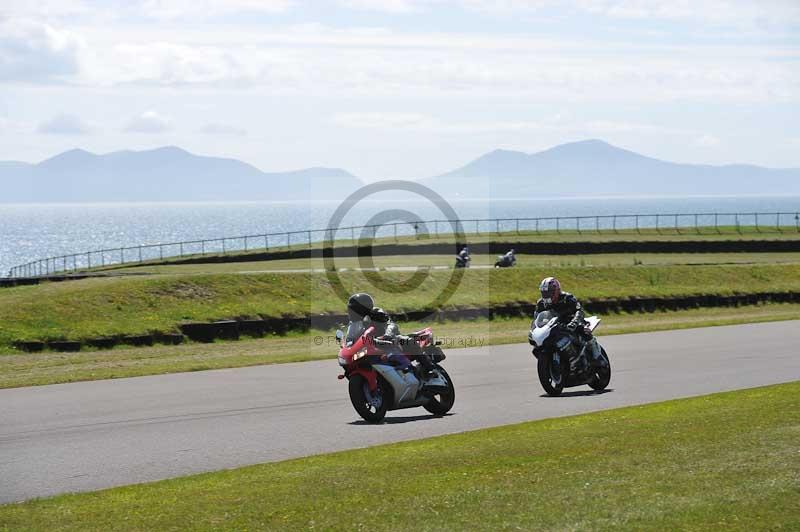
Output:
[{"xmin": 1, "ymin": 321, "xmax": 799, "ymax": 503}]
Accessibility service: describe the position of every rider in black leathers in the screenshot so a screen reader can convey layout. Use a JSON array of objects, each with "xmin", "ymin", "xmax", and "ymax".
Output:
[
  {"xmin": 346, "ymin": 293, "xmax": 435, "ymax": 377},
  {"xmin": 533, "ymin": 277, "xmax": 605, "ymax": 368}
]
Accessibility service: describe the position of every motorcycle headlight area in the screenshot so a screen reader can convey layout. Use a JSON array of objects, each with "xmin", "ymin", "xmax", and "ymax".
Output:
[{"xmin": 353, "ymin": 348, "xmax": 368, "ymax": 361}]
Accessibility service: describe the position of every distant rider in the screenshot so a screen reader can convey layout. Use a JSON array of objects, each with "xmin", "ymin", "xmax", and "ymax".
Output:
[
  {"xmin": 346, "ymin": 292, "xmax": 435, "ymax": 377},
  {"xmin": 504, "ymin": 248, "xmax": 516, "ymax": 265},
  {"xmin": 533, "ymin": 277, "xmax": 605, "ymax": 368},
  {"xmin": 456, "ymin": 246, "xmax": 471, "ymax": 268}
]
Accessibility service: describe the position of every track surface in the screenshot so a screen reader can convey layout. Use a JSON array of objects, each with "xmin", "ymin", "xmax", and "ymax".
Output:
[{"xmin": 2, "ymin": 321, "xmax": 799, "ymax": 504}]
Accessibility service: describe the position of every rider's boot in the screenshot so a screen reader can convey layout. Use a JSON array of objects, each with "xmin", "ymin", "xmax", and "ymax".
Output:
[{"xmin": 587, "ymin": 338, "xmax": 606, "ymax": 368}]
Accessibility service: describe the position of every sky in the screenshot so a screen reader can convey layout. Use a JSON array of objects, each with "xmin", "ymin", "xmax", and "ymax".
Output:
[{"xmin": 1, "ymin": 0, "xmax": 799, "ymax": 181}]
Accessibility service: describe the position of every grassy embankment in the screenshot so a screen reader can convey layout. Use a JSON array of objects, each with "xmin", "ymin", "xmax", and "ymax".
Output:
[
  {"xmin": 3, "ymin": 263, "xmax": 800, "ymax": 347},
  {"xmin": 1, "ymin": 381, "xmax": 798, "ymax": 530}
]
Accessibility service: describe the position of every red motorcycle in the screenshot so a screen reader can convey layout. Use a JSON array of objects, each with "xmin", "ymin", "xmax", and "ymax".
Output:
[{"xmin": 336, "ymin": 324, "xmax": 455, "ymax": 423}]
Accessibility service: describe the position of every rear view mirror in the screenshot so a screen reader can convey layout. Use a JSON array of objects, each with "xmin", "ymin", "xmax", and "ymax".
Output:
[{"xmin": 335, "ymin": 329, "xmax": 344, "ymax": 346}]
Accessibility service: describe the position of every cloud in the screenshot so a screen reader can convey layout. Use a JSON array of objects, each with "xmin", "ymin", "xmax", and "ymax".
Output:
[
  {"xmin": 124, "ymin": 110, "xmax": 172, "ymax": 133},
  {"xmin": 337, "ymin": 0, "xmax": 422, "ymax": 13},
  {"xmin": 37, "ymin": 113, "xmax": 91, "ymax": 134},
  {"xmin": 0, "ymin": 18, "xmax": 83, "ymax": 82},
  {"xmin": 199, "ymin": 123, "xmax": 247, "ymax": 136},
  {"xmin": 333, "ymin": 112, "xmax": 433, "ymax": 128},
  {"xmin": 134, "ymin": 0, "xmax": 293, "ymax": 20},
  {"xmin": 693, "ymin": 134, "xmax": 722, "ymax": 148}
]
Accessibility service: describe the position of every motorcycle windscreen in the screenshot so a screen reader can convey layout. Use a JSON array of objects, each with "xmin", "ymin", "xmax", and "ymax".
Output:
[
  {"xmin": 532, "ymin": 310, "xmax": 556, "ymax": 329},
  {"xmin": 344, "ymin": 320, "xmax": 365, "ymax": 347}
]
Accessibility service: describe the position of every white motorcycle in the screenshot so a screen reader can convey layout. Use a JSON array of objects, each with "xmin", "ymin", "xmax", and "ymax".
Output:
[{"xmin": 528, "ymin": 311, "xmax": 611, "ymax": 396}]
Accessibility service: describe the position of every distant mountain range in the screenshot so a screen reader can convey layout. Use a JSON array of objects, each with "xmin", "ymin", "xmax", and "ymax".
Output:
[
  {"xmin": 421, "ymin": 139, "xmax": 800, "ymax": 197},
  {"xmin": 1, "ymin": 140, "xmax": 798, "ymax": 202},
  {"xmin": 0, "ymin": 146, "xmax": 363, "ymax": 202}
]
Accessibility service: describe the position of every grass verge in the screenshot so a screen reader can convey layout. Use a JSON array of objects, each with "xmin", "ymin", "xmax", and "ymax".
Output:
[
  {"xmin": 1, "ymin": 303, "xmax": 799, "ymax": 389},
  {"xmin": 1, "ymin": 381, "xmax": 798, "ymax": 530},
  {"xmin": 2, "ymin": 263, "xmax": 800, "ymax": 348}
]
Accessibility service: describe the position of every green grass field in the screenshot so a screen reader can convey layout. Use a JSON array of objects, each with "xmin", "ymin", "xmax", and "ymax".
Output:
[
  {"xmin": 2, "ymin": 304, "xmax": 799, "ymax": 389},
  {"xmin": 2, "ymin": 381, "xmax": 797, "ymax": 530},
  {"xmin": 2, "ymin": 263, "xmax": 800, "ymax": 350}
]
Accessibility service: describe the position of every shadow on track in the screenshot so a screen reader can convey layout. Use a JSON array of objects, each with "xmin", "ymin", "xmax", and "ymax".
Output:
[
  {"xmin": 349, "ymin": 413, "xmax": 455, "ymax": 426},
  {"xmin": 540, "ymin": 388, "xmax": 615, "ymax": 398}
]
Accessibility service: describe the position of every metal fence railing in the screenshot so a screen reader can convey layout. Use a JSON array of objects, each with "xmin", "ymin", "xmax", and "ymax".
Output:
[{"xmin": 6, "ymin": 211, "xmax": 800, "ymax": 278}]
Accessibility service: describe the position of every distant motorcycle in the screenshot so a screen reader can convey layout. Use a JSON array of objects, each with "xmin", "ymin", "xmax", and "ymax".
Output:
[
  {"xmin": 528, "ymin": 311, "xmax": 611, "ymax": 396},
  {"xmin": 454, "ymin": 246, "xmax": 471, "ymax": 269},
  {"xmin": 494, "ymin": 253, "xmax": 516, "ymax": 268},
  {"xmin": 336, "ymin": 325, "xmax": 455, "ymax": 423}
]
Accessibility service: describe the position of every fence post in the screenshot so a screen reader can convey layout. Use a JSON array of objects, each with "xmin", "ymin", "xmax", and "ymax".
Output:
[
  {"xmin": 476, "ymin": 220, "xmax": 479, "ymax": 235},
  {"xmin": 595, "ymin": 216, "xmax": 600, "ymax": 234},
  {"xmin": 264, "ymin": 235, "xmax": 269, "ymax": 250},
  {"xmin": 695, "ymin": 214, "xmax": 699, "ymax": 234},
  {"xmin": 776, "ymin": 213, "xmax": 781, "ymax": 233},
  {"xmin": 536, "ymin": 218, "xmax": 540, "ymax": 235},
  {"xmin": 655, "ymin": 214, "xmax": 661, "ymax": 235},
  {"xmin": 735, "ymin": 214, "xmax": 741, "ymax": 234},
  {"xmin": 516, "ymin": 218, "xmax": 520, "ymax": 235},
  {"xmin": 159, "ymin": 245, "xmax": 163, "ymax": 260},
  {"xmin": 635, "ymin": 215, "xmax": 640, "ymax": 234},
  {"xmin": 287, "ymin": 233, "xmax": 291, "ymax": 250},
  {"xmin": 87, "ymin": 252, "xmax": 91, "ymax": 269},
  {"xmin": 308, "ymin": 231, "xmax": 312, "ymax": 247},
  {"xmin": 796, "ymin": 213, "xmax": 799, "ymax": 232},
  {"xmin": 222, "ymin": 239, "xmax": 227, "ymax": 254},
  {"xmin": 714, "ymin": 213, "xmax": 720, "ymax": 234},
  {"xmin": 556, "ymin": 217, "xmax": 560, "ymax": 234},
  {"xmin": 435, "ymin": 220, "xmax": 439, "ymax": 237},
  {"xmin": 181, "ymin": 242, "xmax": 185, "ymax": 256},
  {"xmin": 755, "ymin": 213, "xmax": 760, "ymax": 233},
  {"xmin": 201, "ymin": 241, "xmax": 206, "ymax": 255},
  {"xmin": 139, "ymin": 245, "xmax": 143, "ymax": 262},
  {"xmin": 496, "ymin": 219, "xmax": 500, "ymax": 235},
  {"xmin": 394, "ymin": 223, "xmax": 398, "ymax": 242},
  {"xmin": 120, "ymin": 248, "xmax": 124, "ymax": 265},
  {"xmin": 674, "ymin": 214, "xmax": 679, "ymax": 234},
  {"xmin": 612, "ymin": 215, "xmax": 617, "ymax": 234}
]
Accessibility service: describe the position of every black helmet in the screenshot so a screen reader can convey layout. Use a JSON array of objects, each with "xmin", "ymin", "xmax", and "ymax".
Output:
[{"xmin": 347, "ymin": 292, "xmax": 374, "ymax": 321}]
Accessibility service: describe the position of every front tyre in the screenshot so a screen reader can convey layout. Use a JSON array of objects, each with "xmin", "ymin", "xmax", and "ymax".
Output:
[
  {"xmin": 538, "ymin": 353, "xmax": 564, "ymax": 396},
  {"xmin": 423, "ymin": 365, "xmax": 455, "ymax": 416},
  {"xmin": 589, "ymin": 347, "xmax": 612, "ymax": 391},
  {"xmin": 349, "ymin": 374, "xmax": 389, "ymax": 423}
]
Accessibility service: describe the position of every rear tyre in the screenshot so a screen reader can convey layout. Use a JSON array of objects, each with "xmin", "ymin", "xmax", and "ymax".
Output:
[
  {"xmin": 348, "ymin": 374, "xmax": 389, "ymax": 423},
  {"xmin": 423, "ymin": 365, "xmax": 455, "ymax": 416},
  {"xmin": 589, "ymin": 347, "xmax": 612, "ymax": 391},
  {"xmin": 538, "ymin": 353, "xmax": 564, "ymax": 396}
]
